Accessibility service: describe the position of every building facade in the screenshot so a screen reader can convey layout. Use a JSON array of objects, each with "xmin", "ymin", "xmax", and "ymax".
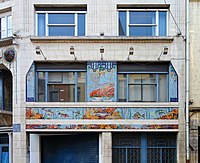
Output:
[
  {"xmin": 0, "ymin": 0, "xmax": 186, "ymax": 163},
  {"xmin": 190, "ymin": 0, "xmax": 200, "ymax": 163}
]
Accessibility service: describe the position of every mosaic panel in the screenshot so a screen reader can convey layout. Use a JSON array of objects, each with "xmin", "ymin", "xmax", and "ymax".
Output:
[
  {"xmin": 26, "ymin": 63, "xmax": 35, "ymax": 102},
  {"xmin": 169, "ymin": 64, "xmax": 178, "ymax": 102},
  {"xmin": 26, "ymin": 107, "xmax": 178, "ymax": 120},
  {"xmin": 87, "ymin": 62, "xmax": 117, "ymax": 102}
]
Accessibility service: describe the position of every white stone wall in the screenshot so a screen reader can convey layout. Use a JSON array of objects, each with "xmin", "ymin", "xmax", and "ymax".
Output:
[{"xmin": 0, "ymin": 0, "xmax": 186, "ymax": 162}]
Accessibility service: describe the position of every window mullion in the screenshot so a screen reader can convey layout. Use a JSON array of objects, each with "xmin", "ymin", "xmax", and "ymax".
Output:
[
  {"xmin": 127, "ymin": 11, "xmax": 129, "ymax": 36},
  {"xmin": 45, "ymin": 13, "xmax": 48, "ymax": 36},
  {"xmin": 75, "ymin": 13, "xmax": 78, "ymax": 36},
  {"xmin": 156, "ymin": 11, "xmax": 159, "ymax": 36},
  {"xmin": 75, "ymin": 72, "xmax": 78, "ymax": 102},
  {"xmin": 45, "ymin": 72, "xmax": 48, "ymax": 102},
  {"xmin": 126, "ymin": 74, "xmax": 129, "ymax": 102},
  {"xmin": 156, "ymin": 74, "xmax": 159, "ymax": 102}
]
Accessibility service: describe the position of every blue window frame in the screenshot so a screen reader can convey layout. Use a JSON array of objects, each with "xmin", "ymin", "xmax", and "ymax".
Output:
[
  {"xmin": 118, "ymin": 74, "xmax": 168, "ymax": 102},
  {"xmin": 36, "ymin": 71, "xmax": 86, "ymax": 102},
  {"xmin": 119, "ymin": 10, "xmax": 167, "ymax": 36},
  {"xmin": 36, "ymin": 12, "xmax": 86, "ymax": 36},
  {"xmin": 112, "ymin": 133, "xmax": 177, "ymax": 163}
]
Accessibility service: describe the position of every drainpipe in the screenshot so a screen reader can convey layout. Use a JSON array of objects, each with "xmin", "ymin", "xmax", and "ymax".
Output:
[{"xmin": 185, "ymin": 0, "xmax": 190, "ymax": 162}]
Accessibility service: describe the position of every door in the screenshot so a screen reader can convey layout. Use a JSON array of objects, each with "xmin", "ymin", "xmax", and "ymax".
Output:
[{"xmin": 0, "ymin": 145, "xmax": 9, "ymax": 163}]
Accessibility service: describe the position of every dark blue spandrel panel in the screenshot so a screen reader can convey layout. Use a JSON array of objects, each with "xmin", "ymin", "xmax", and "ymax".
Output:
[
  {"xmin": 169, "ymin": 64, "xmax": 178, "ymax": 102},
  {"xmin": 42, "ymin": 133, "xmax": 99, "ymax": 163},
  {"xmin": 26, "ymin": 63, "xmax": 35, "ymax": 102}
]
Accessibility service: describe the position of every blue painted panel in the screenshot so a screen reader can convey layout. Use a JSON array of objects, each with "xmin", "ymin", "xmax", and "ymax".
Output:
[
  {"xmin": 42, "ymin": 134, "xmax": 99, "ymax": 163},
  {"xmin": 169, "ymin": 64, "xmax": 178, "ymax": 102},
  {"xmin": 26, "ymin": 64, "xmax": 35, "ymax": 102},
  {"xmin": 87, "ymin": 62, "xmax": 117, "ymax": 102}
]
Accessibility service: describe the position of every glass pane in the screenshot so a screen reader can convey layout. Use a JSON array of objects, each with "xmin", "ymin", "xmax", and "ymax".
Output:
[
  {"xmin": 159, "ymin": 74, "xmax": 168, "ymax": 102},
  {"xmin": 129, "ymin": 74, "xmax": 142, "ymax": 84},
  {"xmin": 118, "ymin": 74, "xmax": 127, "ymax": 101},
  {"xmin": 129, "ymin": 26, "xmax": 156, "ymax": 36},
  {"xmin": 159, "ymin": 12, "xmax": 167, "ymax": 36},
  {"xmin": 48, "ymin": 72, "xmax": 62, "ymax": 83},
  {"xmin": 38, "ymin": 72, "xmax": 45, "ymax": 102},
  {"xmin": 48, "ymin": 84, "xmax": 75, "ymax": 102},
  {"xmin": 129, "ymin": 85, "xmax": 141, "ymax": 101},
  {"xmin": 7, "ymin": 16, "xmax": 12, "ymax": 37},
  {"xmin": 119, "ymin": 11, "xmax": 126, "ymax": 36},
  {"xmin": 63, "ymin": 72, "xmax": 75, "ymax": 84},
  {"xmin": 143, "ymin": 85, "xmax": 156, "ymax": 101},
  {"xmin": 77, "ymin": 72, "xmax": 85, "ymax": 102},
  {"xmin": 78, "ymin": 14, "xmax": 85, "ymax": 36},
  {"xmin": 141, "ymin": 74, "xmax": 156, "ymax": 84},
  {"xmin": 48, "ymin": 14, "xmax": 74, "ymax": 24},
  {"xmin": 130, "ymin": 12, "xmax": 156, "ymax": 24},
  {"xmin": 1, "ymin": 17, "xmax": 6, "ymax": 38},
  {"xmin": 49, "ymin": 26, "xmax": 75, "ymax": 36},
  {"xmin": 38, "ymin": 14, "xmax": 45, "ymax": 36}
]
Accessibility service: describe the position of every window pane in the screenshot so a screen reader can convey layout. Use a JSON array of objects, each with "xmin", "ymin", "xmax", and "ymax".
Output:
[
  {"xmin": 159, "ymin": 12, "xmax": 167, "ymax": 36},
  {"xmin": 48, "ymin": 84, "xmax": 75, "ymax": 102},
  {"xmin": 38, "ymin": 14, "xmax": 45, "ymax": 36},
  {"xmin": 118, "ymin": 74, "xmax": 127, "ymax": 101},
  {"xmin": 7, "ymin": 16, "xmax": 12, "ymax": 36},
  {"xmin": 119, "ymin": 11, "xmax": 126, "ymax": 36},
  {"xmin": 129, "ymin": 74, "xmax": 141, "ymax": 84},
  {"xmin": 78, "ymin": 14, "xmax": 85, "ymax": 36},
  {"xmin": 143, "ymin": 85, "xmax": 156, "ymax": 101},
  {"xmin": 141, "ymin": 74, "xmax": 156, "ymax": 84},
  {"xmin": 129, "ymin": 26, "xmax": 156, "ymax": 36},
  {"xmin": 48, "ymin": 14, "xmax": 74, "ymax": 24},
  {"xmin": 159, "ymin": 74, "xmax": 168, "ymax": 102},
  {"xmin": 48, "ymin": 72, "xmax": 75, "ymax": 84},
  {"xmin": 77, "ymin": 72, "xmax": 85, "ymax": 102},
  {"xmin": 38, "ymin": 72, "xmax": 45, "ymax": 102},
  {"xmin": 1, "ymin": 17, "xmax": 6, "ymax": 38},
  {"xmin": 49, "ymin": 26, "xmax": 75, "ymax": 36},
  {"xmin": 129, "ymin": 85, "xmax": 141, "ymax": 101},
  {"xmin": 130, "ymin": 12, "xmax": 156, "ymax": 24},
  {"xmin": 0, "ymin": 74, "xmax": 2, "ymax": 109}
]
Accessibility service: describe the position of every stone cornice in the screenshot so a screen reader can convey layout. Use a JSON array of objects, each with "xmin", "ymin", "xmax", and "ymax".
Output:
[
  {"xmin": 30, "ymin": 36, "xmax": 174, "ymax": 44},
  {"xmin": 0, "ymin": 36, "xmax": 13, "ymax": 47}
]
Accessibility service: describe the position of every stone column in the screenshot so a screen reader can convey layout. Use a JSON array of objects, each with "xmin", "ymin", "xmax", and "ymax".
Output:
[
  {"xmin": 30, "ymin": 134, "xmax": 40, "ymax": 163},
  {"xmin": 101, "ymin": 132, "xmax": 112, "ymax": 163}
]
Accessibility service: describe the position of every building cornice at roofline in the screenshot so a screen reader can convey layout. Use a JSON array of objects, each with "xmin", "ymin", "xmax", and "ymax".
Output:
[{"xmin": 30, "ymin": 36, "xmax": 174, "ymax": 44}]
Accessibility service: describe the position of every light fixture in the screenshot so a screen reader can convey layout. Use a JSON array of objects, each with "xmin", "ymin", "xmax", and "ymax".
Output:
[
  {"xmin": 70, "ymin": 46, "xmax": 77, "ymax": 60},
  {"xmin": 35, "ymin": 46, "xmax": 46, "ymax": 60},
  {"xmin": 100, "ymin": 46, "xmax": 104, "ymax": 60},
  {"xmin": 127, "ymin": 46, "xmax": 134, "ymax": 60},
  {"xmin": 158, "ymin": 46, "xmax": 168, "ymax": 60}
]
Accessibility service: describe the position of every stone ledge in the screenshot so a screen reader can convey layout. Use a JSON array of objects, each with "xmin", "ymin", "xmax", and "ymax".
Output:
[
  {"xmin": 0, "ymin": 36, "xmax": 13, "ymax": 47},
  {"xmin": 30, "ymin": 36, "xmax": 174, "ymax": 43}
]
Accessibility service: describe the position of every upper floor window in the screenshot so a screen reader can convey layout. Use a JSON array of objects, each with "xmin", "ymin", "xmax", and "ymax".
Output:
[
  {"xmin": 118, "ymin": 74, "xmax": 168, "ymax": 102},
  {"xmin": 36, "ymin": 7, "xmax": 86, "ymax": 36},
  {"xmin": 119, "ymin": 10, "xmax": 167, "ymax": 36},
  {"xmin": 0, "ymin": 15, "xmax": 12, "ymax": 39}
]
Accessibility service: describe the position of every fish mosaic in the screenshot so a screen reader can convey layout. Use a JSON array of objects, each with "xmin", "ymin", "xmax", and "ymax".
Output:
[{"xmin": 26, "ymin": 107, "xmax": 178, "ymax": 120}]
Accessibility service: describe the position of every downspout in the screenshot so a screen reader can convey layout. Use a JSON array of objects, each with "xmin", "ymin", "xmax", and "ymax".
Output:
[{"xmin": 185, "ymin": 0, "xmax": 190, "ymax": 162}]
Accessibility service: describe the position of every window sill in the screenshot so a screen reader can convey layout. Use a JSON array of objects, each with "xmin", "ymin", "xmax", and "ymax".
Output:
[
  {"xmin": 30, "ymin": 36, "xmax": 174, "ymax": 43},
  {"xmin": 0, "ymin": 110, "xmax": 12, "ymax": 115},
  {"xmin": 26, "ymin": 101, "xmax": 179, "ymax": 108}
]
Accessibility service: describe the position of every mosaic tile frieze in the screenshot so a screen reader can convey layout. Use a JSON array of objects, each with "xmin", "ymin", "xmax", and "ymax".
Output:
[
  {"xmin": 26, "ymin": 124, "xmax": 178, "ymax": 130},
  {"xmin": 26, "ymin": 107, "xmax": 178, "ymax": 120}
]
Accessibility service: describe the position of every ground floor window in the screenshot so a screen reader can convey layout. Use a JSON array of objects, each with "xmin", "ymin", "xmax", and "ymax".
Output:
[{"xmin": 112, "ymin": 132, "xmax": 176, "ymax": 163}]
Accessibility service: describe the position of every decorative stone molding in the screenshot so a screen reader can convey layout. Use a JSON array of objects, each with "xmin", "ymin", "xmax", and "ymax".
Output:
[
  {"xmin": 30, "ymin": 36, "xmax": 174, "ymax": 44},
  {"xmin": 0, "ymin": 37, "xmax": 13, "ymax": 47}
]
